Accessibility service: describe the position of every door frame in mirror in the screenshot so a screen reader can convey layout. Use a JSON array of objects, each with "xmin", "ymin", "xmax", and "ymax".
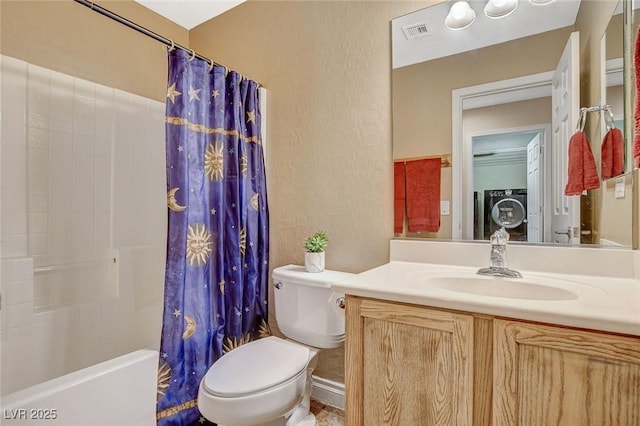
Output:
[
  {"xmin": 466, "ymin": 123, "xmax": 551, "ymax": 242},
  {"xmin": 451, "ymin": 71, "xmax": 554, "ymax": 240}
]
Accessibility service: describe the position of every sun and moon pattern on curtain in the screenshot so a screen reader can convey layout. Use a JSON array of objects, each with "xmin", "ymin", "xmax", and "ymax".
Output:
[{"xmin": 156, "ymin": 49, "xmax": 270, "ymax": 425}]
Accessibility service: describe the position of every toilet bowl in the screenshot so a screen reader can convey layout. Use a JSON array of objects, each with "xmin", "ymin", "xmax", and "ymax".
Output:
[
  {"xmin": 198, "ymin": 337, "xmax": 317, "ymax": 426},
  {"xmin": 198, "ymin": 265, "xmax": 354, "ymax": 426}
]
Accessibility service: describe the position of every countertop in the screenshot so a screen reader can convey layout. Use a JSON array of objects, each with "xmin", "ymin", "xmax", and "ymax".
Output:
[{"xmin": 331, "ymin": 261, "xmax": 640, "ymax": 337}]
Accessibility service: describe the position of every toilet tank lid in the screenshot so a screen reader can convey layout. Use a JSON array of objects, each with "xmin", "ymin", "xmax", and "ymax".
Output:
[
  {"xmin": 203, "ymin": 336, "xmax": 310, "ymax": 397},
  {"xmin": 272, "ymin": 264, "xmax": 354, "ymax": 288}
]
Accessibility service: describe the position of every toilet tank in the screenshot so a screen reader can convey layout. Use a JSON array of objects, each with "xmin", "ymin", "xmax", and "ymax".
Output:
[{"xmin": 272, "ymin": 265, "xmax": 354, "ymax": 349}]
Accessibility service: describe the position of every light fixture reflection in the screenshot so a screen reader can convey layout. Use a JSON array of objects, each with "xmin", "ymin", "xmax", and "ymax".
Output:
[
  {"xmin": 484, "ymin": 0, "xmax": 519, "ymax": 19},
  {"xmin": 445, "ymin": 1, "xmax": 476, "ymax": 30}
]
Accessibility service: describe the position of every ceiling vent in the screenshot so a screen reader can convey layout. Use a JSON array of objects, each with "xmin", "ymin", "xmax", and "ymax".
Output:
[{"xmin": 402, "ymin": 22, "xmax": 433, "ymax": 40}]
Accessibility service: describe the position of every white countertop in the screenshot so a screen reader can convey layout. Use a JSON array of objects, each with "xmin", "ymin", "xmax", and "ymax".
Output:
[{"xmin": 332, "ymin": 261, "xmax": 640, "ymax": 337}]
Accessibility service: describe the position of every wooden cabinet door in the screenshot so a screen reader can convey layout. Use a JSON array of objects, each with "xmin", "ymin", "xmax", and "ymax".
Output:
[
  {"xmin": 493, "ymin": 319, "xmax": 640, "ymax": 426},
  {"xmin": 345, "ymin": 297, "xmax": 474, "ymax": 426}
]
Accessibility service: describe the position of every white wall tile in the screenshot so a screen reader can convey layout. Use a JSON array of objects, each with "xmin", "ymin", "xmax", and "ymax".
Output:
[
  {"xmin": 48, "ymin": 72, "xmax": 74, "ymax": 133},
  {"xmin": 4, "ymin": 281, "xmax": 34, "ymax": 306},
  {"xmin": 27, "ymin": 65, "xmax": 50, "ymax": 130},
  {"xmin": 1, "ymin": 206, "xmax": 28, "ymax": 234},
  {"xmin": 28, "ymin": 233, "xmax": 48, "ymax": 257},
  {"xmin": 1, "ymin": 144, "xmax": 27, "ymax": 193},
  {"xmin": 27, "ymin": 212, "xmax": 48, "ymax": 234},
  {"xmin": 28, "ymin": 170, "xmax": 48, "ymax": 194},
  {"xmin": 28, "ymin": 126, "xmax": 48, "ymax": 152},
  {"xmin": 112, "ymin": 93, "xmax": 133, "ymax": 248},
  {"xmin": 1, "ymin": 234, "xmax": 28, "ymax": 258},
  {"xmin": 28, "ymin": 190, "xmax": 47, "ymax": 213},
  {"xmin": 73, "ymin": 79, "xmax": 96, "ymax": 136},
  {"xmin": 2, "ymin": 302, "xmax": 35, "ymax": 329},
  {"xmin": 0, "ymin": 257, "xmax": 33, "ymax": 283},
  {"xmin": 1, "ymin": 57, "xmax": 27, "ymax": 140},
  {"xmin": 1, "ymin": 55, "xmax": 165, "ymax": 395},
  {"xmin": 48, "ymin": 129, "xmax": 72, "ymax": 154}
]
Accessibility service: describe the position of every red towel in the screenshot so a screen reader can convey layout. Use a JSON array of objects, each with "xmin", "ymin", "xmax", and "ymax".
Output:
[
  {"xmin": 634, "ymin": 25, "xmax": 640, "ymax": 167},
  {"xmin": 564, "ymin": 130, "xmax": 600, "ymax": 196},
  {"xmin": 601, "ymin": 127, "xmax": 624, "ymax": 180},
  {"xmin": 393, "ymin": 162, "xmax": 405, "ymax": 234},
  {"xmin": 405, "ymin": 158, "xmax": 441, "ymax": 233}
]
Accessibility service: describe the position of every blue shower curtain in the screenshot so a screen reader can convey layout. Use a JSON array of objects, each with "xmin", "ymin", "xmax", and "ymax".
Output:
[{"xmin": 156, "ymin": 49, "xmax": 270, "ymax": 425}]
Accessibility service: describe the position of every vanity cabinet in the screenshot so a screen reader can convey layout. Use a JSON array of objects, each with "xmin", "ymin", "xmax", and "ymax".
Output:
[
  {"xmin": 493, "ymin": 319, "xmax": 640, "ymax": 425},
  {"xmin": 345, "ymin": 296, "xmax": 640, "ymax": 426},
  {"xmin": 344, "ymin": 296, "xmax": 474, "ymax": 425}
]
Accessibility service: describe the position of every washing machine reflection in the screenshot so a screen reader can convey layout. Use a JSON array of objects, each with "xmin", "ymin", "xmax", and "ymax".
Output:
[{"xmin": 483, "ymin": 189, "xmax": 527, "ymax": 241}]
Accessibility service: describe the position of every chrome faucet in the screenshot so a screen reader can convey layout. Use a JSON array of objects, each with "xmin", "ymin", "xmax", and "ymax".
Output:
[{"xmin": 477, "ymin": 228, "xmax": 522, "ymax": 278}]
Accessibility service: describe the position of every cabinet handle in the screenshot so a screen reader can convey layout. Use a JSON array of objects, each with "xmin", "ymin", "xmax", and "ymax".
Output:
[{"xmin": 336, "ymin": 297, "xmax": 346, "ymax": 309}]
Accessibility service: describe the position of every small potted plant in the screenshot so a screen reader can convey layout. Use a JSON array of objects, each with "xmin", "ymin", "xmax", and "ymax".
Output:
[{"xmin": 304, "ymin": 231, "xmax": 328, "ymax": 273}]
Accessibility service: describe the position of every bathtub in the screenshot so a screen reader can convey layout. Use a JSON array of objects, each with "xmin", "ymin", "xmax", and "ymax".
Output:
[{"xmin": 1, "ymin": 349, "xmax": 158, "ymax": 426}]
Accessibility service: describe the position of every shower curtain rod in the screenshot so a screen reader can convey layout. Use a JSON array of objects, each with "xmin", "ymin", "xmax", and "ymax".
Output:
[{"xmin": 73, "ymin": 0, "xmax": 262, "ymax": 86}]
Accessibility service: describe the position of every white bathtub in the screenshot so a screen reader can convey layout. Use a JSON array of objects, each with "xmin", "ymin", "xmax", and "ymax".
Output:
[{"xmin": 1, "ymin": 349, "xmax": 158, "ymax": 426}]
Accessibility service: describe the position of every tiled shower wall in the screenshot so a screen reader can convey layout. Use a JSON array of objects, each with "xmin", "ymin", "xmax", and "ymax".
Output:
[{"xmin": 0, "ymin": 55, "xmax": 167, "ymax": 395}]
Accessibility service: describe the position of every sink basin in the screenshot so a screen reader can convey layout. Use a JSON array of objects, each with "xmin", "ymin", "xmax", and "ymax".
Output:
[{"xmin": 429, "ymin": 276, "xmax": 578, "ymax": 300}]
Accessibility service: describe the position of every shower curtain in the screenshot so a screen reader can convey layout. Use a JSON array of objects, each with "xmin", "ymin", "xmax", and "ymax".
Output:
[{"xmin": 156, "ymin": 49, "xmax": 270, "ymax": 425}]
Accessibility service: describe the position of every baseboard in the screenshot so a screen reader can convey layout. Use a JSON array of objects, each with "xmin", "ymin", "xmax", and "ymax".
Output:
[{"xmin": 311, "ymin": 375, "xmax": 345, "ymax": 410}]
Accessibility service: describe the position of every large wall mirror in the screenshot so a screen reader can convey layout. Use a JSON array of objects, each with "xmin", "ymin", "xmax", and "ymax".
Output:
[{"xmin": 392, "ymin": 0, "xmax": 637, "ymax": 248}]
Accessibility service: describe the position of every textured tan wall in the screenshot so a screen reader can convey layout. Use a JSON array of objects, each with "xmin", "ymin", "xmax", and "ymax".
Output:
[
  {"xmin": 190, "ymin": 0, "xmax": 430, "ymax": 383},
  {"xmin": 463, "ymin": 98, "xmax": 552, "ymax": 134},
  {"xmin": 0, "ymin": 0, "xmax": 189, "ymax": 102},
  {"xmin": 600, "ymin": 171, "xmax": 634, "ymax": 247}
]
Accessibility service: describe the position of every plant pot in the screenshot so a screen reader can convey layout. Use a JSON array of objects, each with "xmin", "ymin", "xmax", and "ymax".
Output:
[{"xmin": 304, "ymin": 251, "xmax": 325, "ymax": 273}]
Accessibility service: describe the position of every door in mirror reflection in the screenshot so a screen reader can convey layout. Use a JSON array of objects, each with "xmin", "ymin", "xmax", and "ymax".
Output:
[
  {"xmin": 472, "ymin": 130, "xmax": 541, "ymax": 243},
  {"xmin": 550, "ymin": 31, "xmax": 580, "ymax": 245},
  {"xmin": 464, "ymin": 32, "xmax": 580, "ymax": 245}
]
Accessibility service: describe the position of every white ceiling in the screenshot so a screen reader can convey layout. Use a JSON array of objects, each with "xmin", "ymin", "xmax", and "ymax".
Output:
[
  {"xmin": 392, "ymin": 0, "xmax": 583, "ymax": 69},
  {"xmin": 134, "ymin": 0, "xmax": 245, "ymax": 30}
]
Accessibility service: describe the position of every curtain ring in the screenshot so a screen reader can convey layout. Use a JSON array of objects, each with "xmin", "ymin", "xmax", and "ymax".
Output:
[
  {"xmin": 188, "ymin": 49, "xmax": 196, "ymax": 61},
  {"xmin": 208, "ymin": 58, "xmax": 215, "ymax": 72},
  {"xmin": 165, "ymin": 39, "xmax": 175, "ymax": 52}
]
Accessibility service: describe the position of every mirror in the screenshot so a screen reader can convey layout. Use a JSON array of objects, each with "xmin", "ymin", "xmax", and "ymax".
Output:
[{"xmin": 392, "ymin": 0, "xmax": 634, "ymax": 247}]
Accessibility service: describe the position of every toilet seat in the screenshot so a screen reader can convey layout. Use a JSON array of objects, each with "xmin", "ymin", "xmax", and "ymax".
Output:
[{"xmin": 203, "ymin": 336, "xmax": 310, "ymax": 398}]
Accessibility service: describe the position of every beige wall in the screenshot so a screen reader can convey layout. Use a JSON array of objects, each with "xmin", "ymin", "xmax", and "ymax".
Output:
[
  {"xmin": 190, "ymin": 0, "xmax": 428, "ymax": 382},
  {"xmin": 600, "ymin": 171, "xmax": 634, "ymax": 247},
  {"xmin": 463, "ymin": 98, "xmax": 552, "ymax": 135},
  {"xmin": 0, "ymin": 0, "xmax": 188, "ymax": 102}
]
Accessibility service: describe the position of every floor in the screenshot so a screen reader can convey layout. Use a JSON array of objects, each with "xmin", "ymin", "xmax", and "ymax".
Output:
[{"xmin": 309, "ymin": 400, "xmax": 345, "ymax": 425}]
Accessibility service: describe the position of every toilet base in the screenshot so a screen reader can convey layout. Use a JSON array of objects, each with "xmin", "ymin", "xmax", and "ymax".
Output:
[
  {"xmin": 287, "ymin": 406, "xmax": 316, "ymax": 426},
  {"xmin": 217, "ymin": 410, "xmax": 316, "ymax": 426}
]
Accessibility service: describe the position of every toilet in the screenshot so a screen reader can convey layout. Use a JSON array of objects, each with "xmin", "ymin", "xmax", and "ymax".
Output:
[{"xmin": 198, "ymin": 264, "xmax": 353, "ymax": 426}]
